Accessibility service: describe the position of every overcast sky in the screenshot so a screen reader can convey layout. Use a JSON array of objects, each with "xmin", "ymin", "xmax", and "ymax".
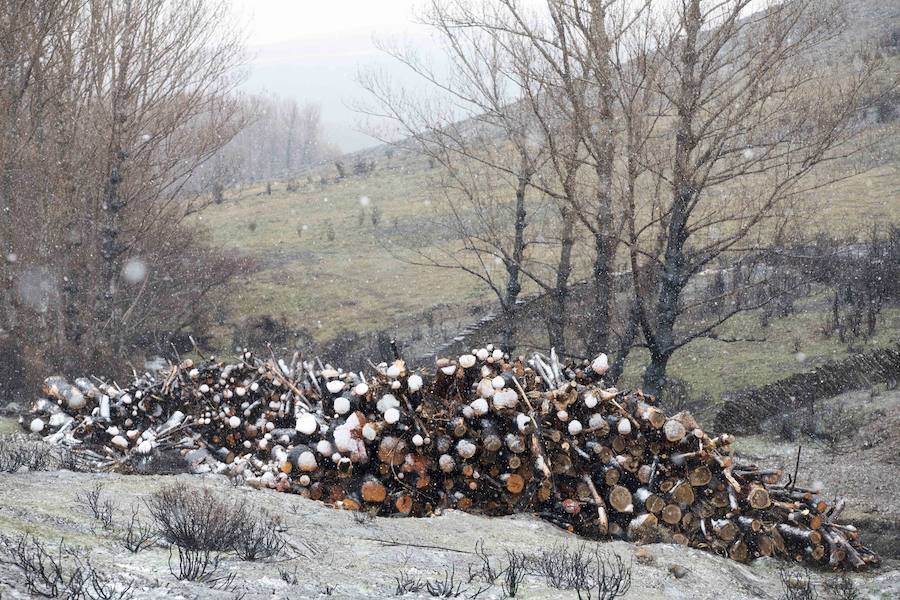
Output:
[
  {"xmin": 234, "ymin": 0, "xmax": 424, "ymax": 46},
  {"xmin": 232, "ymin": 0, "xmax": 431, "ymax": 152}
]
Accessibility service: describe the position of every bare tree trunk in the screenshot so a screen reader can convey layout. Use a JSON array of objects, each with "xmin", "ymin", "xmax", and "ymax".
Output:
[
  {"xmin": 0, "ymin": 167, "xmax": 14, "ymax": 336},
  {"xmin": 583, "ymin": 0, "xmax": 617, "ymax": 357},
  {"xmin": 547, "ymin": 206, "xmax": 575, "ymax": 353},
  {"xmin": 501, "ymin": 172, "xmax": 529, "ymax": 353},
  {"xmin": 642, "ymin": 350, "xmax": 671, "ymax": 399},
  {"xmin": 608, "ymin": 298, "xmax": 639, "ymax": 384},
  {"xmin": 587, "ymin": 231, "xmax": 614, "ymax": 355},
  {"xmin": 640, "ymin": 0, "xmax": 701, "ymax": 396}
]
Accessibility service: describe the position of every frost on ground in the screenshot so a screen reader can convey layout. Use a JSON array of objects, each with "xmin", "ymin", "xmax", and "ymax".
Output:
[{"xmin": 0, "ymin": 469, "xmax": 897, "ymax": 599}]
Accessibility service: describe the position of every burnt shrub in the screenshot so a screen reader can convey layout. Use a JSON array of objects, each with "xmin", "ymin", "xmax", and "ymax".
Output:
[
  {"xmin": 0, "ymin": 533, "xmax": 135, "ymax": 599},
  {"xmin": 77, "ymin": 483, "xmax": 115, "ymax": 530},
  {"xmin": 118, "ymin": 505, "xmax": 157, "ymax": 553},
  {"xmin": 231, "ymin": 513, "xmax": 286, "ymax": 561},
  {"xmin": 145, "ymin": 486, "xmax": 253, "ymax": 551},
  {"xmin": 528, "ymin": 543, "xmax": 595, "ymax": 590},
  {"xmin": 779, "ymin": 568, "xmax": 818, "ymax": 600}
]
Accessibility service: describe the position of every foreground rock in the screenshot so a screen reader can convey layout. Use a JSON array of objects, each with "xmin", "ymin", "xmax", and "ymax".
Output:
[{"xmin": 0, "ymin": 470, "xmax": 897, "ymax": 599}]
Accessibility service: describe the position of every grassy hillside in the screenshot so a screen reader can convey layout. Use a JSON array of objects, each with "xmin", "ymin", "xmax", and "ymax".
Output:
[
  {"xmin": 192, "ymin": 35, "xmax": 900, "ymax": 397},
  {"xmin": 196, "ymin": 161, "xmax": 488, "ymax": 348},
  {"xmin": 618, "ymin": 302, "xmax": 900, "ymax": 408},
  {"xmin": 197, "ymin": 130, "xmax": 899, "ymax": 342}
]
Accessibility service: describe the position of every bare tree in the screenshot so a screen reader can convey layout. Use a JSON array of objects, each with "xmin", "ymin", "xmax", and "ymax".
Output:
[
  {"xmin": 358, "ymin": 2, "xmax": 564, "ymax": 352},
  {"xmin": 193, "ymin": 95, "xmax": 336, "ymax": 192},
  {"xmin": 625, "ymin": 0, "xmax": 889, "ymax": 394},
  {"xmin": 0, "ymin": 0, "xmax": 249, "ymax": 398}
]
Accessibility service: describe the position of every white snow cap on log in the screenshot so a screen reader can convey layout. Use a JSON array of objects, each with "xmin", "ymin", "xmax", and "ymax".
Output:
[
  {"xmin": 492, "ymin": 389, "xmax": 518, "ymax": 410},
  {"xmin": 589, "ymin": 413, "xmax": 605, "ymax": 429},
  {"xmin": 591, "ymin": 353, "xmax": 609, "ymax": 375},
  {"xmin": 456, "ymin": 439, "xmax": 477, "ymax": 459},
  {"xmin": 384, "ymin": 407, "xmax": 400, "ymax": 424},
  {"xmin": 67, "ymin": 388, "xmax": 86, "ymax": 410},
  {"xmin": 407, "ymin": 374, "xmax": 423, "ymax": 392},
  {"xmin": 49, "ymin": 413, "xmax": 69, "ymax": 428},
  {"xmin": 333, "ymin": 396, "xmax": 351, "ymax": 415},
  {"xmin": 470, "ymin": 398, "xmax": 489, "ymax": 416},
  {"xmin": 377, "ymin": 394, "xmax": 400, "ymax": 413},
  {"xmin": 334, "ymin": 413, "xmax": 367, "ymax": 460},
  {"xmin": 298, "ymin": 451, "xmax": 318, "ymax": 471},
  {"xmin": 295, "ymin": 412, "xmax": 318, "ymax": 435},
  {"xmin": 516, "ymin": 413, "xmax": 531, "ymax": 433}
]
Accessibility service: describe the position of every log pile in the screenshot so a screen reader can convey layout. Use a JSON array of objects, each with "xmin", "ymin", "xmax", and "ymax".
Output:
[{"xmin": 19, "ymin": 344, "xmax": 879, "ymax": 570}]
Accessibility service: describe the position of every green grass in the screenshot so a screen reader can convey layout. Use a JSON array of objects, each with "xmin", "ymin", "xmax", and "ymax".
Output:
[
  {"xmin": 194, "ymin": 167, "xmax": 489, "ymax": 346},
  {"xmin": 618, "ymin": 302, "xmax": 900, "ymax": 402},
  {"xmin": 192, "ymin": 118, "xmax": 900, "ymax": 399},
  {"xmin": 0, "ymin": 417, "xmax": 18, "ymax": 435}
]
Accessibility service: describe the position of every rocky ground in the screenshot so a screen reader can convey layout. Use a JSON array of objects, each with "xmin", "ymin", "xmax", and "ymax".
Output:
[
  {"xmin": 734, "ymin": 387, "xmax": 900, "ymax": 563},
  {"xmin": 0, "ymin": 388, "xmax": 897, "ymax": 599},
  {"xmin": 0, "ymin": 470, "xmax": 896, "ymax": 600}
]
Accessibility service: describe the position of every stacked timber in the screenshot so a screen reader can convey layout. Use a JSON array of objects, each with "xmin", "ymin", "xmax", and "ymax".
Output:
[{"xmin": 19, "ymin": 345, "xmax": 878, "ymax": 570}]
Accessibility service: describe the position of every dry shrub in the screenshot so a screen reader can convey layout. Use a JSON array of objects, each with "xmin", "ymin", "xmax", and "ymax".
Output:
[{"xmin": 145, "ymin": 486, "xmax": 252, "ymax": 552}]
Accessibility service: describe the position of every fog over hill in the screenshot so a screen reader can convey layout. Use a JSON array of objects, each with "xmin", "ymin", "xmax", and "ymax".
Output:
[
  {"xmin": 239, "ymin": 0, "xmax": 899, "ymax": 156},
  {"xmin": 239, "ymin": 2, "xmax": 447, "ymax": 153}
]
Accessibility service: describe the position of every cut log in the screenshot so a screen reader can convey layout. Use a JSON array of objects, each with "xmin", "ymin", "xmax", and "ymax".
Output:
[
  {"xmin": 747, "ymin": 484, "xmax": 771, "ymax": 510},
  {"xmin": 361, "ymin": 478, "xmax": 387, "ymax": 504},
  {"xmin": 506, "ymin": 473, "xmax": 525, "ymax": 495},
  {"xmin": 661, "ymin": 504, "xmax": 682, "ymax": 525},
  {"xmin": 609, "ymin": 485, "xmax": 633, "ymax": 513}
]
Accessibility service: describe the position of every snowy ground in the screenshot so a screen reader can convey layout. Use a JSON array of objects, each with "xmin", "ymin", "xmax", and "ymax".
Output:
[{"xmin": 0, "ymin": 469, "xmax": 898, "ymax": 599}]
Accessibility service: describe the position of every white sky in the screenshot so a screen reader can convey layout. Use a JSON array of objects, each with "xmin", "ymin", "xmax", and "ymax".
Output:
[
  {"xmin": 233, "ymin": 0, "xmax": 425, "ymax": 46},
  {"xmin": 229, "ymin": 0, "xmax": 768, "ymax": 152},
  {"xmin": 230, "ymin": 0, "xmax": 430, "ymax": 151}
]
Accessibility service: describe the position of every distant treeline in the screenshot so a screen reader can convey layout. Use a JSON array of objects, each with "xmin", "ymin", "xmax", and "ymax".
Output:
[{"xmin": 196, "ymin": 95, "xmax": 340, "ymax": 194}]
